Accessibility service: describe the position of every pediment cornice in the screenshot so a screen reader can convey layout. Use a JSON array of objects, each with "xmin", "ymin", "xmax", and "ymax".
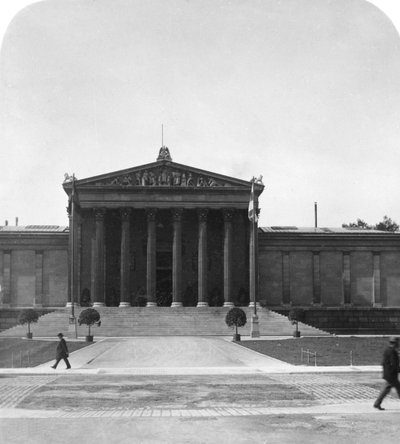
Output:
[{"xmin": 63, "ymin": 160, "xmax": 264, "ymax": 194}]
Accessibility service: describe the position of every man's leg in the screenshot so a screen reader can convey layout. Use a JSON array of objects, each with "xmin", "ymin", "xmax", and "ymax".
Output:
[
  {"xmin": 52, "ymin": 358, "xmax": 61, "ymax": 369},
  {"xmin": 393, "ymin": 380, "xmax": 400, "ymax": 398},
  {"xmin": 374, "ymin": 381, "xmax": 392, "ymax": 408},
  {"xmin": 63, "ymin": 357, "xmax": 71, "ymax": 369}
]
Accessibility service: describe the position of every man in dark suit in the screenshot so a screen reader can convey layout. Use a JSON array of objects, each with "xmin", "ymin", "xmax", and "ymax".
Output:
[
  {"xmin": 374, "ymin": 336, "xmax": 400, "ymax": 410},
  {"xmin": 51, "ymin": 333, "xmax": 71, "ymax": 369}
]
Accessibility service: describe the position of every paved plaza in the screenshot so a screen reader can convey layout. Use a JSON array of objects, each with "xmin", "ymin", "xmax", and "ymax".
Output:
[{"xmin": 0, "ymin": 337, "xmax": 400, "ymax": 443}]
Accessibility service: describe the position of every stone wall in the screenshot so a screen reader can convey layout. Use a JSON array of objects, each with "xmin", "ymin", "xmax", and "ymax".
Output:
[
  {"xmin": 0, "ymin": 229, "xmax": 69, "ymax": 308},
  {"xmin": 275, "ymin": 307, "xmax": 400, "ymax": 334},
  {"xmin": 259, "ymin": 229, "xmax": 400, "ymax": 308}
]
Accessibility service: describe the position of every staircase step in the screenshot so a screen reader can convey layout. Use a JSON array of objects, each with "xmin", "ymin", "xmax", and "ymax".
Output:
[{"xmin": 0, "ymin": 307, "xmax": 329, "ymax": 337}]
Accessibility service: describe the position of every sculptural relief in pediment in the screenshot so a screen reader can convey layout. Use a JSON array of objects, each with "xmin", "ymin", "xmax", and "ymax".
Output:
[{"xmin": 92, "ymin": 166, "xmax": 230, "ymax": 188}]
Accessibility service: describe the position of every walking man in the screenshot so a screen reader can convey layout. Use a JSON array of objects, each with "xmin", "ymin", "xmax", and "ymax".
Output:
[
  {"xmin": 51, "ymin": 333, "xmax": 71, "ymax": 369},
  {"xmin": 374, "ymin": 336, "xmax": 400, "ymax": 410}
]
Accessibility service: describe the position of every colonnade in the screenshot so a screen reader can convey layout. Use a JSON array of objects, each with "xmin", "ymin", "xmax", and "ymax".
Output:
[{"xmin": 82, "ymin": 207, "xmax": 243, "ymax": 308}]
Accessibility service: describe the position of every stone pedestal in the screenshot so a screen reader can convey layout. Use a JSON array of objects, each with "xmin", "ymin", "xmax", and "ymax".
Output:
[{"xmin": 250, "ymin": 314, "xmax": 260, "ymax": 338}]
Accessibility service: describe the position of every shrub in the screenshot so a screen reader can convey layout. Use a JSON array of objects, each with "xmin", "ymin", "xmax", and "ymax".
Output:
[
  {"xmin": 225, "ymin": 307, "xmax": 247, "ymax": 336},
  {"xmin": 18, "ymin": 309, "xmax": 39, "ymax": 336},
  {"xmin": 78, "ymin": 308, "xmax": 101, "ymax": 336}
]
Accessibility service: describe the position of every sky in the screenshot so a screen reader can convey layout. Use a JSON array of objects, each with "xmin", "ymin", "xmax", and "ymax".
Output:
[{"xmin": 0, "ymin": 0, "xmax": 400, "ymax": 229}]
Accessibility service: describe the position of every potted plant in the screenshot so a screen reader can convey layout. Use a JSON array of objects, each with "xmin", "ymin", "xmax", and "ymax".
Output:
[
  {"xmin": 18, "ymin": 309, "xmax": 39, "ymax": 339},
  {"xmin": 225, "ymin": 307, "xmax": 247, "ymax": 341},
  {"xmin": 288, "ymin": 308, "xmax": 304, "ymax": 338},
  {"xmin": 78, "ymin": 308, "xmax": 101, "ymax": 342}
]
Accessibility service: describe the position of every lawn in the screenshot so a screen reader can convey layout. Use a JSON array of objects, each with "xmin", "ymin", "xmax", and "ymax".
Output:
[
  {"xmin": 0, "ymin": 338, "xmax": 93, "ymax": 368},
  {"xmin": 239, "ymin": 336, "xmax": 392, "ymax": 366}
]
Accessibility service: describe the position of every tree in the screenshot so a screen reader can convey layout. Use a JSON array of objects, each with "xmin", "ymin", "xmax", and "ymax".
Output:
[
  {"xmin": 225, "ymin": 307, "xmax": 247, "ymax": 340},
  {"xmin": 78, "ymin": 308, "xmax": 101, "ymax": 340},
  {"xmin": 374, "ymin": 216, "xmax": 399, "ymax": 233},
  {"xmin": 342, "ymin": 216, "xmax": 399, "ymax": 232},
  {"xmin": 342, "ymin": 219, "xmax": 372, "ymax": 230},
  {"xmin": 18, "ymin": 309, "xmax": 39, "ymax": 338}
]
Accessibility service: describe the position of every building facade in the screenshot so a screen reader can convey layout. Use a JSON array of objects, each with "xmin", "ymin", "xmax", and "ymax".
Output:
[{"xmin": 1, "ymin": 148, "xmax": 400, "ymax": 311}]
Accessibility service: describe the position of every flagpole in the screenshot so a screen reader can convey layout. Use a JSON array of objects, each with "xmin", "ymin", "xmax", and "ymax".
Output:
[
  {"xmin": 249, "ymin": 180, "xmax": 260, "ymax": 338},
  {"xmin": 69, "ymin": 174, "xmax": 78, "ymax": 339}
]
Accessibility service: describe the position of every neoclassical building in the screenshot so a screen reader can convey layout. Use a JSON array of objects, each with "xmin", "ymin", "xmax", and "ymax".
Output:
[
  {"xmin": 63, "ymin": 147, "xmax": 263, "ymax": 309},
  {"xmin": 1, "ymin": 147, "xmax": 400, "ymax": 317}
]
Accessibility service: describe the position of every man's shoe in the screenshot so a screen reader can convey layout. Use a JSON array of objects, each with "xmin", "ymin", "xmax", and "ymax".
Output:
[
  {"xmin": 66, "ymin": 367, "xmax": 71, "ymax": 370},
  {"xmin": 374, "ymin": 404, "xmax": 385, "ymax": 411},
  {"xmin": 50, "ymin": 366, "xmax": 56, "ymax": 369}
]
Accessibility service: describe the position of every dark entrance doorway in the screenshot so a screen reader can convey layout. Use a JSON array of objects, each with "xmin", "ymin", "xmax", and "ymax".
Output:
[{"xmin": 156, "ymin": 250, "xmax": 172, "ymax": 306}]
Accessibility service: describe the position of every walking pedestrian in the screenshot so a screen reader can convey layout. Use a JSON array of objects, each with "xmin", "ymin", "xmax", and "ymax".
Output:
[
  {"xmin": 373, "ymin": 336, "xmax": 400, "ymax": 410},
  {"xmin": 51, "ymin": 333, "xmax": 71, "ymax": 369}
]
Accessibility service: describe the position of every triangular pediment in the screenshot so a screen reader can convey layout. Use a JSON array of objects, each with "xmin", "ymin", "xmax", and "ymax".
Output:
[{"xmin": 67, "ymin": 160, "xmax": 258, "ymax": 190}]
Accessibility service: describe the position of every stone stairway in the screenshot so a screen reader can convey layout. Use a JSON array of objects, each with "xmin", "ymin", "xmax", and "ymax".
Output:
[{"xmin": 0, "ymin": 307, "xmax": 329, "ymax": 338}]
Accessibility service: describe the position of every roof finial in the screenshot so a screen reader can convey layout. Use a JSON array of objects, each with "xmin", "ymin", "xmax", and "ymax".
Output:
[{"xmin": 157, "ymin": 124, "xmax": 172, "ymax": 161}]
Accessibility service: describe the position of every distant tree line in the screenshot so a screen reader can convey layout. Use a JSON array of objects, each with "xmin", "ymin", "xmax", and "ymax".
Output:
[{"xmin": 342, "ymin": 216, "xmax": 399, "ymax": 232}]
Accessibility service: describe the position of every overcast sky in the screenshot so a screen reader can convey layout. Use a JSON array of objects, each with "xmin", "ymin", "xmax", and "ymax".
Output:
[{"xmin": 1, "ymin": 0, "xmax": 399, "ymax": 228}]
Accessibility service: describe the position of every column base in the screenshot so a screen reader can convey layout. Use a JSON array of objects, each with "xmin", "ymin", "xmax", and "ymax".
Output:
[
  {"xmin": 373, "ymin": 303, "xmax": 383, "ymax": 307},
  {"xmin": 196, "ymin": 301, "xmax": 209, "ymax": 307},
  {"xmin": 223, "ymin": 302, "xmax": 235, "ymax": 307},
  {"xmin": 146, "ymin": 302, "xmax": 157, "ymax": 307},
  {"xmin": 92, "ymin": 302, "xmax": 105, "ymax": 308},
  {"xmin": 248, "ymin": 302, "xmax": 261, "ymax": 308},
  {"xmin": 171, "ymin": 302, "xmax": 183, "ymax": 307},
  {"xmin": 34, "ymin": 303, "xmax": 43, "ymax": 308},
  {"xmin": 65, "ymin": 302, "xmax": 79, "ymax": 308},
  {"xmin": 119, "ymin": 302, "xmax": 131, "ymax": 308},
  {"xmin": 250, "ymin": 314, "xmax": 260, "ymax": 338}
]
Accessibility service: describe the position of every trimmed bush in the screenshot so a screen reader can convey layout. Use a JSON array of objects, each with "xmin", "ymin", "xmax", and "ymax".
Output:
[
  {"xmin": 78, "ymin": 308, "xmax": 101, "ymax": 339},
  {"xmin": 18, "ymin": 309, "xmax": 39, "ymax": 338},
  {"xmin": 225, "ymin": 307, "xmax": 247, "ymax": 340}
]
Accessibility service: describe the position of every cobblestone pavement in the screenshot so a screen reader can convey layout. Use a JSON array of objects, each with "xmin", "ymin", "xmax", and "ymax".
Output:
[
  {"xmin": 269, "ymin": 373, "xmax": 379, "ymax": 402},
  {"xmin": 0, "ymin": 375, "xmax": 58, "ymax": 408},
  {"xmin": 0, "ymin": 372, "xmax": 389, "ymax": 417}
]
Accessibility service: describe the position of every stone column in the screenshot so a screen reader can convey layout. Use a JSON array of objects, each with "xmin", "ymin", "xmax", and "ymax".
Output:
[
  {"xmin": 282, "ymin": 252, "xmax": 291, "ymax": 305},
  {"xmin": 1, "ymin": 250, "xmax": 11, "ymax": 307},
  {"xmin": 171, "ymin": 208, "xmax": 183, "ymax": 307},
  {"xmin": 223, "ymin": 209, "xmax": 234, "ymax": 307},
  {"xmin": 312, "ymin": 252, "xmax": 321, "ymax": 304},
  {"xmin": 146, "ymin": 209, "xmax": 157, "ymax": 307},
  {"xmin": 93, "ymin": 209, "xmax": 106, "ymax": 307},
  {"xmin": 373, "ymin": 252, "xmax": 381, "ymax": 307},
  {"xmin": 34, "ymin": 251, "xmax": 44, "ymax": 307},
  {"xmin": 197, "ymin": 209, "xmax": 208, "ymax": 307},
  {"xmin": 119, "ymin": 209, "xmax": 131, "ymax": 307},
  {"xmin": 342, "ymin": 252, "xmax": 351, "ymax": 305}
]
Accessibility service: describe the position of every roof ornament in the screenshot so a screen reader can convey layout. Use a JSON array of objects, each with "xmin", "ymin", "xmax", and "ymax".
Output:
[
  {"xmin": 250, "ymin": 175, "xmax": 264, "ymax": 185},
  {"xmin": 157, "ymin": 146, "xmax": 172, "ymax": 162},
  {"xmin": 63, "ymin": 173, "xmax": 75, "ymax": 183},
  {"xmin": 157, "ymin": 124, "xmax": 172, "ymax": 161}
]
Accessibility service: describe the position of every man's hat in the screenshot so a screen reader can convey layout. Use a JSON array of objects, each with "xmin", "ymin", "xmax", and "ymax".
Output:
[
  {"xmin": 389, "ymin": 336, "xmax": 398, "ymax": 344},
  {"xmin": 57, "ymin": 333, "xmax": 64, "ymax": 338}
]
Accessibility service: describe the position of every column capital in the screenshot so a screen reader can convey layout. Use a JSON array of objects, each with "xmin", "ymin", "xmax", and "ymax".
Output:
[
  {"xmin": 120, "ymin": 208, "xmax": 132, "ymax": 220},
  {"xmin": 222, "ymin": 208, "xmax": 235, "ymax": 222},
  {"xmin": 172, "ymin": 208, "xmax": 183, "ymax": 221},
  {"xmin": 94, "ymin": 208, "xmax": 106, "ymax": 221},
  {"xmin": 146, "ymin": 208, "xmax": 158, "ymax": 222},
  {"xmin": 197, "ymin": 208, "xmax": 208, "ymax": 222}
]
